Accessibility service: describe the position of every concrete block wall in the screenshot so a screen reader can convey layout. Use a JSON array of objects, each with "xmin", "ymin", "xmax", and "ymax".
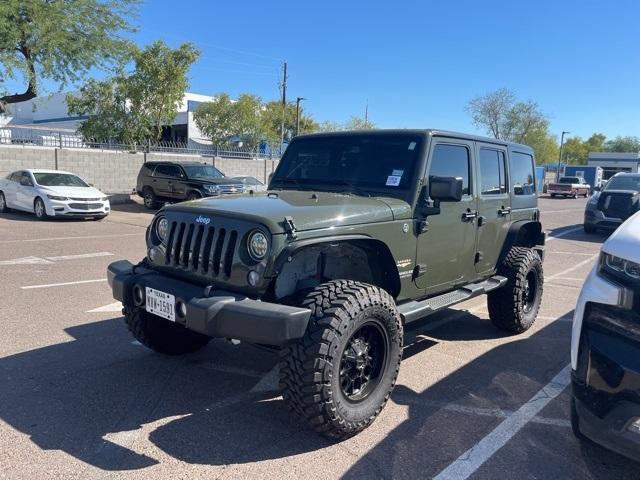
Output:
[{"xmin": 0, "ymin": 145, "xmax": 279, "ymax": 194}]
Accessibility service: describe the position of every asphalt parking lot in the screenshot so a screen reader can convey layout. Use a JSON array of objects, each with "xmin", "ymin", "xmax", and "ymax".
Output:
[{"xmin": 0, "ymin": 196, "xmax": 637, "ymax": 479}]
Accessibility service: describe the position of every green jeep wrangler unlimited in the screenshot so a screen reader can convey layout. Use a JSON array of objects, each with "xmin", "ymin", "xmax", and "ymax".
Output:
[{"xmin": 108, "ymin": 130, "xmax": 545, "ymax": 439}]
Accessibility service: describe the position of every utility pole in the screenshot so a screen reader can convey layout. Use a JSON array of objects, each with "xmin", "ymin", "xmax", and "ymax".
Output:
[
  {"xmin": 279, "ymin": 61, "xmax": 288, "ymax": 154},
  {"xmin": 295, "ymin": 97, "xmax": 306, "ymax": 136},
  {"xmin": 556, "ymin": 131, "xmax": 570, "ymax": 182},
  {"xmin": 364, "ymin": 101, "xmax": 369, "ymax": 126}
]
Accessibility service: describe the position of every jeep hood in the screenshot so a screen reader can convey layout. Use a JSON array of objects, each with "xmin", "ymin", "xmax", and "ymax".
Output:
[{"xmin": 165, "ymin": 190, "xmax": 411, "ymax": 233}]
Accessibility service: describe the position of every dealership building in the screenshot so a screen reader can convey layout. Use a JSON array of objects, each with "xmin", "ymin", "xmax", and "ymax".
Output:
[
  {"xmin": 1, "ymin": 91, "xmax": 215, "ymax": 148},
  {"xmin": 588, "ymin": 152, "xmax": 640, "ymax": 179}
]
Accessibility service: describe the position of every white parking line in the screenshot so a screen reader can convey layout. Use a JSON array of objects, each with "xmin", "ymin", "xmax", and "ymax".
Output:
[
  {"xmin": 0, "ymin": 233, "xmax": 140, "ymax": 244},
  {"xmin": 547, "ymin": 255, "xmax": 598, "ymax": 282},
  {"xmin": 546, "ymin": 226, "xmax": 583, "ymax": 242},
  {"xmin": 21, "ymin": 278, "xmax": 107, "ymax": 289},
  {"xmin": 87, "ymin": 301, "xmax": 123, "ymax": 313},
  {"xmin": 546, "ymin": 251, "xmax": 596, "ymax": 256},
  {"xmin": 433, "ymin": 364, "xmax": 571, "ymax": 480},
  {"xmin": 44, "ymin": 251, "xmax": 113, "ymax": 261}
]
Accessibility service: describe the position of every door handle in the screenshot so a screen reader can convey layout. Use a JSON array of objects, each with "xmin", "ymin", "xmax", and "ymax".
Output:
[
  {"xmin": 497, "ymin": 207, "xmax": 512, "ymax": 216},
  {"xmin": 462, "ymin": 210, "xmax": 478, "ymax": 221}
]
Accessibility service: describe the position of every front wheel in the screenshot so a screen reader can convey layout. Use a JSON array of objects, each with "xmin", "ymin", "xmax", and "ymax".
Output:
[
  {"xmin": 124, "ymin": 307, "xmax": 211, "ymax": 355},
  {"xmin": 187, "ymin": 191, "xmax": 201, "ymax": 201},
  {"xmin": 488, "ymin": 247, "xmax": 544, "ymax": 333},
  {"xmin": 279, "ymin": 280, "xmax": 403, "ymax": 439},
  {"xmin": 0, "ymin": 192, "xmax": 8, "ymax": 213},
  {"xmin": 34, "ymin": 197, "xmax": 48, "ymax": 220},
  {"xmin": 143, "ymin": 188, "xmax": 158, "ymax": 210}
]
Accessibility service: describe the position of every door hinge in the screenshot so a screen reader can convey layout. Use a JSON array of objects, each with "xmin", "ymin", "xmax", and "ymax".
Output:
[
  {"xmin": 284, "ymin": 215, "xmax": 298, "ymax": 239},
  {"xmin": 474, "ymin": 252, "xmax": 483, "ymax": 264}
]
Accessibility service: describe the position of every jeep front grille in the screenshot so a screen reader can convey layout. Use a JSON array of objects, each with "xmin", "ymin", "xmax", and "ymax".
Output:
[{"xmin": 164, "ymin": 221, "xmax": 238, "ymax": 278}]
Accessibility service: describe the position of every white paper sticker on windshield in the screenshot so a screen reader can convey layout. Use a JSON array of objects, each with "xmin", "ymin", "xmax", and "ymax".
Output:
[
  {"xmin": 392, "ymin": 169, "xmax": 404, "ymax": 176},
  {"xmin": 386, "ymin": 175, "xmax": 401, "ymax": 186},
  {"xmin": 408, "ymin": 142, "xmax": 417, "ymax": 150}
]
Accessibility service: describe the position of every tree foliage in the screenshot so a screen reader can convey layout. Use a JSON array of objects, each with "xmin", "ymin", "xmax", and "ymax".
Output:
[
  {"xmin": 193, "ymin": 94, "xmax": 318, "ymax": 149},
  {"xmin": 604, "ymin": 135, "xmax": 640, "ymax": 153},
  {"xmin": 67, "ymin": 41, "xmax": 199, "ymax": 145},
  {"xmin": 467, "ymin": 88, "xmax": 548, "ymax": 143},
  {"xmin": 0, "ymin": 0, "xmax": 138, "ymax": 113}
]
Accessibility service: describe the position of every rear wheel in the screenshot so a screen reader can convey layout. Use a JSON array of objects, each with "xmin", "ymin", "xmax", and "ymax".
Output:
[
  {"xmin": 279, "ymin": 280, "xmax": 403, "ymax": 439},
  {"xmin": 124, "ymin": 307, "xmax": 211, "ymax": 355},
  {"xmin": 143, "ymin": 187, "xmax": 158, "ymax": 209},
  {"xmin": 34, "ymin": 197, "xmax": 48, "ymax": 220},
  {"xmin": 488, "ymin": 247, "xmax": 543, "ymax": 333},
  {"xmin": 0, "ymin": 192, "xmax": 8, "ymax": 213}
]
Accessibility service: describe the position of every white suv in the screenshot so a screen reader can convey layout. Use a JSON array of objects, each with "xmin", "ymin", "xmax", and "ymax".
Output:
[{"xmin": 571, "ymin": 211, "xmax": 640, "ymax": 461}]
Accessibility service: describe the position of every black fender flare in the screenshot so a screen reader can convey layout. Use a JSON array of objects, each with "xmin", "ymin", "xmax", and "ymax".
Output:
[{"xmin": 499, "ymin": 220, "xmax": 545, "ymax": 264}]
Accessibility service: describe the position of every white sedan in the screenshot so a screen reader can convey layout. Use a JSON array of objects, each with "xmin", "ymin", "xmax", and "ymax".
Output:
[{"xmin": 0, "ymin": 169, "xmax": 110, "ymax": 220}]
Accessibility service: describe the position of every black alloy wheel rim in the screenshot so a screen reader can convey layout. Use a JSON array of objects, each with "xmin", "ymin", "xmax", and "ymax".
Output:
[
  {"xmin": 523, "ymin": 270, "xmax": 538, "ymax": 314},
  {"xmin": 144, "ymin": 192, "xmax": 153, "ymax": 207},
  {"xmin": 339, "ymin": 321, "xmax": 388, "ymax": 403},
  {"xmin": 0, "ymin": 194, "xmax": 5, "ymax": 210}
]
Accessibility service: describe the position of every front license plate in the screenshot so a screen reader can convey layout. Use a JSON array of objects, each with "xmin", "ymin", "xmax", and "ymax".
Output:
[{"xmin": 145, "ymin": 287, "xmax": 175, "ymax": 322}]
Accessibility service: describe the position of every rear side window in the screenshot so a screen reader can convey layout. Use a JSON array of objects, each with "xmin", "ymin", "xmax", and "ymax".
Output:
[
  {"xmin": 154, "ymin": 164, "xmax": 184, "ymax": 178},
  {"xmin": 428, "ymin": 144, "xmax": 471, "ymax": 195},
  {"xmin": 510, "ymin": 152, "xmax": 535, "ymax": 196},
  {"xmin": 139, "ymin": 164, "xmax": 156, "ymax": 176},
  {"xmin": 9, "ymin": 171, "xmax": 22, "ymax": 182},
  {"xmin": 479, "ymin": 149, "xmax": 507, "ymax": 195}
]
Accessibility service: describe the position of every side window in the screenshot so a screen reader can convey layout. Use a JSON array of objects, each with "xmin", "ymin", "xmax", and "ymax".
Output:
[
  {"xmin": 428, "ymin": 144, "xmax": 471, "ymax": 195},
  {"xmin": 20, "ymin": 172, "xmax": 33, "ymax": 186},
  {"xmin": 9, "ymin": 171, "xmax": 21, "ymax": 182},
  {"xmin": 479, "ymin": 148, "xmax": 507, "ymax": 195},
  {"xmin": 140, "ymin": 164, "xmax": 155, "ymax": 176},
  {"xmin": 154, "ymin": 164, "xmax": 183, "ymax": 178},
  {"xmin": 510, "ymin": 151, "xmax": 535, "ymax": 196}
]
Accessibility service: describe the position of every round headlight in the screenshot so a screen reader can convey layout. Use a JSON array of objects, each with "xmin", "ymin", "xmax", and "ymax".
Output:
[
  {"xmin": 156, "ymin": 217, "xmax": 169, "ymax": 242},
  {"xmin": 248, "ymin": 230, "xmax": 268, "ymax": 261}
]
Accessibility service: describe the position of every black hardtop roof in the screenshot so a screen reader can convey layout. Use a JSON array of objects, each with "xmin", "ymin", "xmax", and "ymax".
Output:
[{"xmin": 295, "ymin": 129, "xmax": 534, "ymax": 153}]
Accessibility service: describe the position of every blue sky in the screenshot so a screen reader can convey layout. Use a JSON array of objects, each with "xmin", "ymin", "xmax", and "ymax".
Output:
[{"xmin": 9, "ymin": 0, "xmax": 640, "ymax": 140}]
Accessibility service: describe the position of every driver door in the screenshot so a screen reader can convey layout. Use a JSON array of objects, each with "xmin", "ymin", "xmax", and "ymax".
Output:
[{"xmin": 415, "ymin": 140, "xmax": 478, "ymax": 295}]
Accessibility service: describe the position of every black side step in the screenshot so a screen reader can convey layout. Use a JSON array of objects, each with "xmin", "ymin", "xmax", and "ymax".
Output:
[{"xmin": 398, "ymin": 275, "xmax": 507, "ymax": 324}]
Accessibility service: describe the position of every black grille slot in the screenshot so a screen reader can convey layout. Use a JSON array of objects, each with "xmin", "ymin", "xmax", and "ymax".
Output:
[
  {"xmin": 172, "ymin": 223, "xmax": 186, "ymax": 265},
  {"xmin": 212, "ymin": 228, "xmax": 226, "ymax": 275},
  {"xmin": 223, "ymin": 231, "xmax": 238, "ymax": 278},
  {"xmin": 191, "ymin": 225, "xmax": 205, "ymax": 269},
  {"xmin": 200, "ymin": 227, "xmax": 215, "ymax": 273},
  {"xmin": 181, "ymin": 224, "xmax": 195, "ymax": 267},
  {"xmin": 164, "ymin": 222, "xmax": 177, "ymax": 264}
]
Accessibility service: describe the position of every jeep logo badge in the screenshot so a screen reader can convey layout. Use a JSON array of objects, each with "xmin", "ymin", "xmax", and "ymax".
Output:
[{"xmin": 195, "ymin": 215, "xmax": 211, "ymax": 225}]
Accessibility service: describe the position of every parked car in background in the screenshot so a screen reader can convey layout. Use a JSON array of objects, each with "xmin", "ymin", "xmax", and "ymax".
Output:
[
  {"xmin": 548, "ymin": 176, "xmax": 591, "ymax": 198},
  {"xmin": 571, "ymin": 211, "xmax": 640, "ymax": 462},
  {"xmin": 233, "ymin": 176, "xmax": 266, "ymax": 192},
  {"xmin": 584, "ymin": 173, "xmax": 640, "ymax": 233},
  {"xmin": 136, "ymin": 161, "xmax": 245, "ymax": 209},
  {"xmin": 0, "ymin": 169, "xmax": 109, "ymax": 220}
]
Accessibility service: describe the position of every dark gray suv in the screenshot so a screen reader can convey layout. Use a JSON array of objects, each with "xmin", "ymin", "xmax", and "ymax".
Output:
[
  {"xmin": 136, "ymin": 161, "xmax": 244, "ymax": 209},
  {"xmin": 584, "ymin": 173, "xmax": 640, "ymax": 233}
]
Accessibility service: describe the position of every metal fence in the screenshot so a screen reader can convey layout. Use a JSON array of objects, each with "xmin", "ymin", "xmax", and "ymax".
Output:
[{"xmin": 0, "ymin": 124, "xmax": 283, "ymax": 160}]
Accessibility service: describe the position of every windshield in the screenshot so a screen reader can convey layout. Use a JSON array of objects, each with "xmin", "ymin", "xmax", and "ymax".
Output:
[
  {"xmin": 33, "ymin": 173, "xmax": 89, "ymax": 187},
  {"xmin": 183, "ymin": 165, "xmax": 224, "ymax": 179},
  {"xmin": 559, "ymin": 177, "xmax": 579, "ymax": 184},
  {"xmin": 271, "ymin": 134, "xmax": 423, "ymax": 198},
  {"xmin": 604, "ymin": 175, "xmax": 640, "ymax": 191}
]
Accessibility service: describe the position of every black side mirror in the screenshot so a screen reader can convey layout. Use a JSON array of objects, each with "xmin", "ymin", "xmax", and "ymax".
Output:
[
  {"xmin": 593, "ymin": 185, "xmax": 601, "ymax": 192},
  {"xmin": 429, "ymin": 176, "xmax": 463, "ymax": 202}
]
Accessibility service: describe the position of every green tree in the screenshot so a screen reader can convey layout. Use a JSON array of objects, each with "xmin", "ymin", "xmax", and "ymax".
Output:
[
  {"xmin": 604, "ymin": 136, "xmax": 640, "ymax": 153},
  {"xmin": 128, "ymin": 41, "xmax": 200, "ymax": 141},
  {"xmin": 261, "ymin": 101, "xmax": 318, "ymax": 144},
  {"xmin": 68, "ymin": 41, "xmax": 198, "ymax": 146},
  {"xmin": 466, "ymin": 88, "xmax": 548, "ymax": 142},
  {"xmin": 344, "ymin": 115, "xmax": 376, "ymax": 130},
  {"xmin": 522, "ymin": 127, "xmax": 559, "ymax": 165},
  {"xmin": 0, "ymin": 0, "xmax": 138, "ymax": 113},
  {"xmin": 560, "ymin": 133, "xmax": 607, "ymax": 165}
]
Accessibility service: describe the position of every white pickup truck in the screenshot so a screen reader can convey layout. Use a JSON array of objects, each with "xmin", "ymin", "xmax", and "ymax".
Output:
[{"xmin": 548, "ymin": 176, "xmax": 591, "ymax": 198}]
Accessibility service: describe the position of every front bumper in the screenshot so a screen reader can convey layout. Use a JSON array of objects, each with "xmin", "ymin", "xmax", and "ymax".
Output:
[
  {"xmin": 584, "ymin": 208, "xmax": 623, "ymax": 230},
  {"xmin": 107, "ymin": 260, "xmax": 311, "ymax": 346},
  {"xmin": 571, "ymin": 302, "xmax": 640, "ymax": 462},
  {"xmin": 46, "ymin": 198, "xmax": 110, "ymax": 217}
]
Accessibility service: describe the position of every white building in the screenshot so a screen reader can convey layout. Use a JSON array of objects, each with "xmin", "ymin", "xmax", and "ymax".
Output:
[
  {"xmin": 2, "ymin": 91, "xmax": 215, "ymax": 148},
  {"xmin": 588, "ymin": 152, "xmax": 640, "ymax": 179}
]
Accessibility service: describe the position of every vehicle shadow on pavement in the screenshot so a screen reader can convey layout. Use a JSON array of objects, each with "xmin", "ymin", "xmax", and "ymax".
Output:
[
  {"xmin": 547, "ymin": 224, "xmax": 609, "ymax": 244},
  {"xmin": 342, "ymin": 313, "xmax": 637, "ymax": 479},
  {"xmin": 1, "ymin": 313, "xmax": 635, "ymax": 475}
]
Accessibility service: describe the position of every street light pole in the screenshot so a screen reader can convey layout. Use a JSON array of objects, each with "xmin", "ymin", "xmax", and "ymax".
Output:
[
  {"xmin": 556, "ymin": 131, "xmax": 570, "ymax": 182},
  {"xmin": 295, "ymin": 97, "xmax": 306, "ymax": 136}
]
